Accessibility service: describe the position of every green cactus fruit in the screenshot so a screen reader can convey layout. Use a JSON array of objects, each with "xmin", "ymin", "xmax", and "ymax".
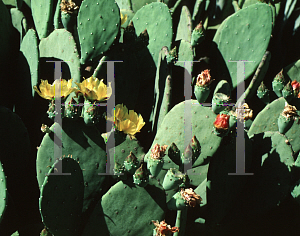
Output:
[
  {"xmin": 277, "ymin": 115, "xmax": 293, "ymax": 134},
  {"xmin": 163, "ymin": 168, "xmax": 185, "ymax": 191},
  {"xmin": 181, "ymin": 144, "xmax": 193, "ymax": 166},
  {"xmin": 124, "ymin": 152, "xmax": 139, "ymax": 175},
  {"xmin": 113, "ymin": 162, "xmax": 127, "ymax": 180},
  {"xmin": 147, "ymin": 158, "xmax": 164, "ymax": 178},
  {"xmin": 133, "ymin": 163, "xmax": 149, "ymax": 187},
  {"xmin": 166, "ymin": 46, "xmax": 177, "ymax": 64},
  {"xmin": 82, "ymin": 100, "xmax": 100, "ymax": 126},
  {"xmin": 168, "ymin": 143, "xmax": 181, "ymax": 166},
  {"xmin": 191, "ymin": 21, "xmax": 205, "ymax": 47},
  {"xmin": 277, "ymin": 104, "xmax": 297, "ymax": 134},
  {"xmin": 64, "ymin": 97, "xmax": 80, "ymax": 119},
  {"xmin": 47, "ymin": 100, "xmax": 57, "ymax": 120},
  {"xmin": 194, "ymin": 85, "xmax": 210, "ymax": 103},
  {"xmin": 282, "ymin": 81, "xmax": 293, "ymax": 102},
  {"xmin": 190, "ymin": 135, "xmax": 201, "ymax": 160},
  {"xmin": 212, "ymin": 93, "xmax": 230, "ymax": 114},
  {"xmin": 194, "ymin": 69, "xmax": 212, "ymax": 103},
  {"xmin": 257, "ymin": 81, "xmax": 270, "ymax": 104},
  {"xmin": 60, "ymin": 0, "xmax": 79, "ymax": 32},
  {"xmin": 167, "ymin": 192, "xmax": 187, "ymax": 210},
  {"xmin": 147, "ymin": 144, "xmax": 167, "ymax": 177},
  {"xmin": 272, "ymin": 69, "xmax": 286, "ymax": 97}
]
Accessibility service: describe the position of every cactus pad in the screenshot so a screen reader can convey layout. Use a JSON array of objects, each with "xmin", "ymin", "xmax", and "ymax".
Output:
[
  {"xmin": 39, "ymin": 157, "xmax": 84, "ymax": 236},
  {"xmin": 77, "ymin": 0, "xmax": 121, "ymax": 64}
]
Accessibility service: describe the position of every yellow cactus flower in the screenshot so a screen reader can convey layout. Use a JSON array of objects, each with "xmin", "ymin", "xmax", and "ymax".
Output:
[
  {"xmin": 33, "ymin": 79, "xmax": 77, "ymax": 100},
  {"xmin": 107, "ymin": 104, "xmax": 145, "ymax": 137},
  {"xmin": 120, "ymin": 12, "xmax": 128, "ymax": 26},
  {"xmin": 75, "ymin": 76, "xmax": 112, "ymax": 102}
]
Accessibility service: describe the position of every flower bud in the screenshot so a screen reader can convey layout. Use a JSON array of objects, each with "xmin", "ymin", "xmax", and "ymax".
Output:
[
  {"xmin": 282, "ymin": 81, "xmax": 293, "ymax": 102},
  {"xmin": 257, "ymin": 81, "xmax": 270, "ymax": 104},
  {"xmin": 272, "ymin": 69, "xmax": 286, "ymax": 98}
]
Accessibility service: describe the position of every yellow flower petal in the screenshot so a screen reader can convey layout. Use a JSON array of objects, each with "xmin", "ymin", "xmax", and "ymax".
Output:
[
  {"xmin": 120, "ymin": 12, "xmax": 128, "ymax": 26},
  {"xmin": 118, "ymin": 119, "xmax": 137, "ymax": 135}
]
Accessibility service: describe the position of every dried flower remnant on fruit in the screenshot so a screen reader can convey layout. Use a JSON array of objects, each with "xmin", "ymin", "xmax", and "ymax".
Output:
[
  {"xmin": 196, "ymin": 69, "xmax": 212, "ymax": 87},
  {"xmin": 281, "ymin": 103, "xmax": 298, "ymax": 119},
  {"xmin": 180, "ymin": 188, "xmax": 202, "ymax": 207},
  {"xmin": 152, "ymin": 220, "xmax": 179, "ymax": 236},
  {"xmin": 213, "ymin": 113, "xmax": 230, "ymax": 130},
  {"xmin": 234, "ymin": 103, "xmax": 253, "ymax": 121},
  {"xmin": 150, "ymin": 144, "xmax": 168, "ymax": 160},
  {"xmin": 60, "ymin": 0, "xmax": 79, "ymax": 14},
  {"xmin": 75, "ymin": 76, "xmax": 112, "ymax": 102},
  {"xmin": 41, "ymin": 124, "xmax": 51, "ymax": 133},
  {"xmin": 33, "ymin": 79, "xmax": 77, "ymax": 100}
]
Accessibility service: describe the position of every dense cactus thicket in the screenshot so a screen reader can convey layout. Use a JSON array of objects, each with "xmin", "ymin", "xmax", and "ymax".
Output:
[{"xmin": 1, "ymin": 0, "xmax": 300, "ymax": 235}]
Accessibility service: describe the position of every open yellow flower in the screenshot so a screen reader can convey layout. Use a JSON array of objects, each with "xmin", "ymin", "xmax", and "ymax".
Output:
[
  {"xmin": 33, "ymin": 79, "xmax": 77, "ymax": 100},
  {"xmin": 120, "ymin": 12, "xmax": 128, "ymax": 26},
  {"xmin": 75, "ymin": 76, "xmax": 112, "ymax": 102},
  {"xmin": 108, "ymin": 104, "xmax": 145, "ymax": 137}
]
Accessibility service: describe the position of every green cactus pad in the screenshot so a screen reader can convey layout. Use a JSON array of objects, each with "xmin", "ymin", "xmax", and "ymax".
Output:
[
  {"xmin": 36, "ymin": 120, "xmax": 108, "ymax": 214},
  {"xmin": 150, "ymin": 47, "xmax": 172, "ymax": 133},
  {"xmin": 82, "ymin": 179, "xmax": 166, "ymax": 236},
  {"xmin": 0, "ymin": 161, "xmax": 7, "ymax": 223},
  {"xmin": 39, "ymin": 29, "xmax": 81, "ymax": 84},
  {"xmin": 211, "ymin": 3, "xmax": 273, "ymax": 89},
  {"xmin": 175, "ymin": 40, "xmax": 194, "ymax": 70},
  {"xmin": 175, "ymin": 6, "xmax": 192, "ymax": 42},
  {"xmin": 20, "ymin": 29, "xmax": 39, "ymax": 97},
  {"xmin": 132, "ymin": 2, "xmax": 173, "ymax": 66},
  {"xmin": 147, "ymin": 100, "xmax": 222, "ymax": 168},
  {"xmin": 248, "ymin": 97, "xmax": 300, "ymax": 154},
  {"xmin": 77, "ymin": 0, "xmax": 121, "ymax": 64},
  {"xmin": 131, "ymin": 0, "xmax": 156, "ymax": 13},
  {"xmin": 284, "ymin": 59, "xmax": 300, "ymax": 84},
  {"xmin": 236, "ymin": 131, "xmax": 294, "ymax": 218},
  {"xmin": 213, "ymin": 80, "xmax": 231, "ymax": 96},
  {"xmin": 10, "ymin": 8, "xmax": 27, "ymax": 41},
  {"xmin": 107, "ymin": 133, "xmax": 145, "ymax": 172},
  {"xmin": 0, "ymin": 1, "xmax": 13, "ymax": 65},
  {"xmin": 206, "ymin": 130, "xmax": 252, "ymax": 225},
  {"xmin": 54, "ymin": 0, "xmax": 63, "ymax": 29},
  {"xmin": 39, "ymin": 158, "xmax": 84, "ymax": 236},
  {"xmin": 115, "ymin": 0, "xmax": 132, "ymax": 10},
  {"xmin": 187, "ymin": 164, "xmax": 209, "ymax": 187},
  {"xmin": 31, "ymin": 0, "xmax": 54, "ymax": 39}
]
